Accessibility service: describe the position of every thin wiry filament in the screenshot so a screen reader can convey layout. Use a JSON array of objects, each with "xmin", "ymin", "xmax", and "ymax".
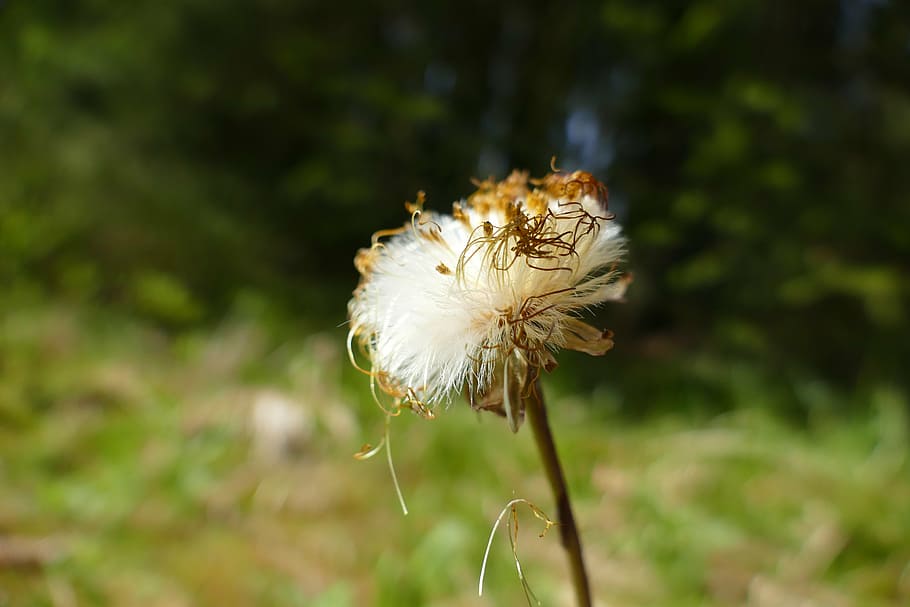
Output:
[
  {"xmin": 457, "ymin": 207, "xmax": 599, "ymax": 283},
  {"xmin": 478, "ymin": 498, "xmax": 555, "ymax": 603},
  {"xmin": 510, "ymin": 507, "xmax": 541, "ymax": 607},
  {"xmin": 346, "ymin": 328, "xmax": 373, "ymax": 377},
  {"xmin": 384, "ymin": 414, "xmax": 408, "ymax": 515},
  {"xmin": 369, "ymin": 369, "xmax": 403, "ymax": 417},
  {"xmin": 350, "ymin": 416, "xmax": 409, "ymax": 515}
]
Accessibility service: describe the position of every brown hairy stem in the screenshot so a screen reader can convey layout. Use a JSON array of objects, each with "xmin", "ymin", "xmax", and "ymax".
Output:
[{"xmin": 524, "ymin": 377, "xmax": 592, "ymax": 607}]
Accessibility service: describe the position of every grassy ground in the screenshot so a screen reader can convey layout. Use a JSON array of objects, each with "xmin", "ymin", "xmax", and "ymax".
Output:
[{"xmin": 0, "ymin": 301, "xmax": 908, "ymax": 606}]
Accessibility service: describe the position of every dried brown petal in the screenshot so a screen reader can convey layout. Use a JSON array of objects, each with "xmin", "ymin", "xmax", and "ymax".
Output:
[{"xmin": 563, "ymin": 318, "xmax": 615, "ymax": 356}]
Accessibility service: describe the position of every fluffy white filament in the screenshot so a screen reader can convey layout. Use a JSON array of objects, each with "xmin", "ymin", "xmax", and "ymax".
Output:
[{"xmin": 348, "ymin": 171, "xmax": 626, "ymax": 410}]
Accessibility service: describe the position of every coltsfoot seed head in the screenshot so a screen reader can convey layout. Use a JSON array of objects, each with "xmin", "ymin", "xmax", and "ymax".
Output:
[{"xmin": 348, "ymin": 169, "xmax": 628, "ymax": 430}]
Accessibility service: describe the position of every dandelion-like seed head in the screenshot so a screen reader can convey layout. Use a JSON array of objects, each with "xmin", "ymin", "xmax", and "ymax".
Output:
[{"xmin": 348, "ymin": 168, "xmax": 628, "ymax": 430}]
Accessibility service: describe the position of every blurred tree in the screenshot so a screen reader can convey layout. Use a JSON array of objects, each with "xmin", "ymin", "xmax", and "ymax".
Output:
[
  {"xmin": 0, "ymin": 0, "xmax": 907, "ymax": 405},
  {"xmin": 594, "ymin": 0, "xmax": 910, "ymax": 393}
]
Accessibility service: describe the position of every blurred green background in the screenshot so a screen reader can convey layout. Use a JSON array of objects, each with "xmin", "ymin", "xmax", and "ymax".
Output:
[{"xmin": 1, "ymin": 1, "xmax": 908, "ymax": 606}]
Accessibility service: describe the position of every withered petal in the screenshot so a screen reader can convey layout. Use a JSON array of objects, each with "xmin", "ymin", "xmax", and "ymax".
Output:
[
  {"xmin": 539, "ymin": 350, "xmax": 559, "ymax": 373},
  {"xmin": 563, "ymin": 318, "xmax": 614, "ymax": 356}
]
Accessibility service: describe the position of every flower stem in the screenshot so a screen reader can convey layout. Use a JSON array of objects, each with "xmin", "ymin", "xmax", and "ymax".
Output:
[{"xmin": 524, "ymin": 378, "xmax": 592, "ymax": 607}]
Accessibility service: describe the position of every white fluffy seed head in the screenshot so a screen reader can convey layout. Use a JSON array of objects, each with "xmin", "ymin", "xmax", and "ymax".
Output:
[{"xmin": 348, "ymin": 170, "xmax": 628, "ymax": 422}]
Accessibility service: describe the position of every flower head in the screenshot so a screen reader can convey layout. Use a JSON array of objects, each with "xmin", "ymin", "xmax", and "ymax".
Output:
[{"xmin": 348, "ymin": 169, "xmax": 628, "ymax": 429}]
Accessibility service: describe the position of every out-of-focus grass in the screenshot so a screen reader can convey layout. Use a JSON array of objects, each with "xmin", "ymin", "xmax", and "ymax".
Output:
[{"xmin": 0, "ymin": 301, "xmax": 908, "ymax": 606}]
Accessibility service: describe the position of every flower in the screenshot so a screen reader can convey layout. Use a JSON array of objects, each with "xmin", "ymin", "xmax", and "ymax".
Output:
[{"xmin": 348, "ymin": 169, "xmax": 628, "ymax": 429}]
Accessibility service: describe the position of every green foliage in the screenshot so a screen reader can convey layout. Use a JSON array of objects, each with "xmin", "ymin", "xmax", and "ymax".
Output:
[
  {"xmin": 2, "ymin": 0, "xmax": 907, "ymax": 408},
  {"xmin": 0, "ymin": 301, "xmax": 908, "ymax": 605},
  {"xmin": 599, "ymin": 0, "xmax": 910, "ymax": 391}
]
